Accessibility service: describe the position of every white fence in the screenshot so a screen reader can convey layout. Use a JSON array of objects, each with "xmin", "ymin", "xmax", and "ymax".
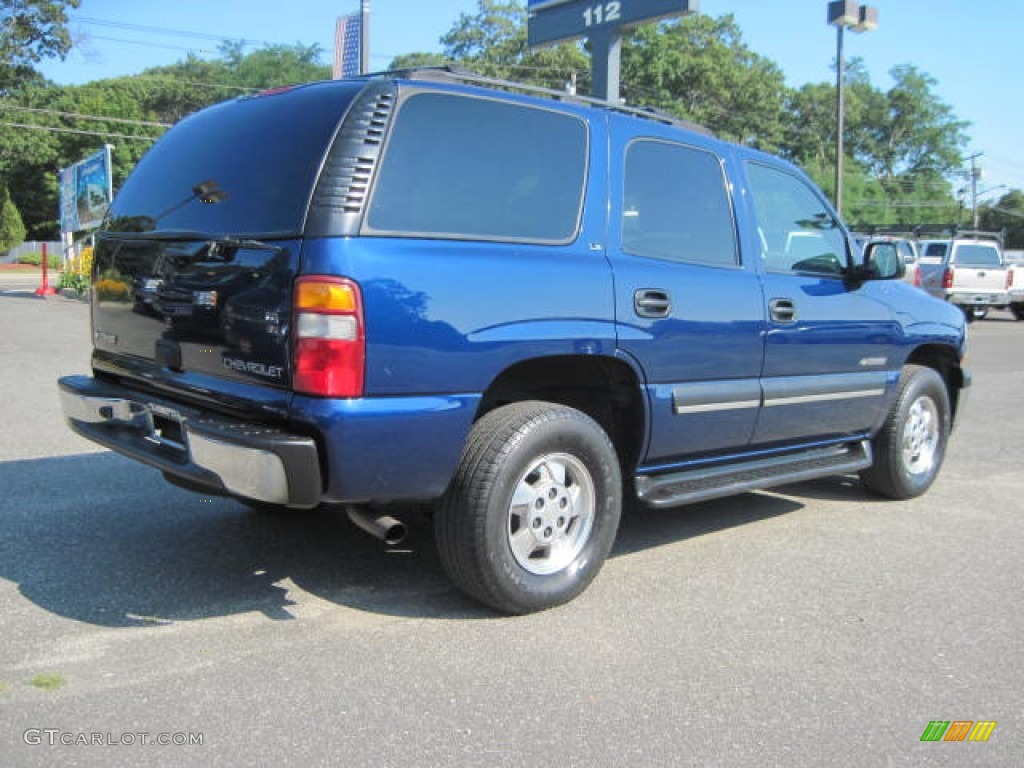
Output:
[{"xmin": 1, "ymin": 241, "xmax": 64, "ymax": 264}]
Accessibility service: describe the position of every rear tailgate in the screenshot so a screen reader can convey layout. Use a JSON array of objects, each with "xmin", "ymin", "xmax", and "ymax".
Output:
[
  {"xmin": 91, "ymin": 80, "xmax": 366, "ymax": 405},
  {"xmin": 92, "ymin": 235, "xmax": 299, "ymax": 389},
  {"xmin": 951, "ymin": 242, "xmax": 1006, "ymax": 292}
]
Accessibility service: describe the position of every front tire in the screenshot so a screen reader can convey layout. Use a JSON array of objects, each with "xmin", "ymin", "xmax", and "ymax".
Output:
[
  {"xmin": 861, "ymin": 365, "xmax": 950, "ymax": 500},
  {"xmin": 435, "ymin": 401, "xmax": 622, "ymax": 614}
]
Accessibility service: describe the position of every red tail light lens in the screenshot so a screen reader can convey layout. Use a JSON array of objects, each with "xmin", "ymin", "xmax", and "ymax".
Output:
[
  {"xmin": 1007, "ymin": 270, "xmax": 1014, "ymax": 289},
  {"xmin": 913, "ymin": 269, "xmax": 922, "ymax": 287},
  {"xmin": 293, "ymin": 276, "xmax": 364, "ymax": 397},
  {"xmin": 942, "ymin": 268, "xmax": 954, "ymax": 289}
]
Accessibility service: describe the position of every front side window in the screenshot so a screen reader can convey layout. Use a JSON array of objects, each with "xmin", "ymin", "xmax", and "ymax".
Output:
[
  {"xmin": 745, "ymin": 163, "xmax": 849, "ymax": 276},
  {"xmin": 366, "ymin": 93, "xmax": 587, "ymax": 243},
  {"xmin": 621, "ymin": 140, "xmax": 737, "ymax": 267}
]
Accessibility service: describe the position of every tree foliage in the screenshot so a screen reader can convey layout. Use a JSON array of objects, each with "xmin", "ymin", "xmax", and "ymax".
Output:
[
  {"xmin": 0, "ymin": 184, "xmax": 26, "ymax": 250},
  {"xmin": 621, "ymin": 14, "xmax": 788, "ymax": 150},
  {"xmin": 0, "ymin": 0, "xmax": 80, "ymax": 92},
  {"xmin": 0, "ymin": 0, "xmax": 1003, "ymax": 237},
  {"xmin": 979, "ymin": 190, "xmax": 1024, "ymax": 249}
]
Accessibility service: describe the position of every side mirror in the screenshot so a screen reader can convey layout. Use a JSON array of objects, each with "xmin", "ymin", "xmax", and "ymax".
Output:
[{"xmin": 861, "ymin": 241, "xmax": 905, "ymax": 280}]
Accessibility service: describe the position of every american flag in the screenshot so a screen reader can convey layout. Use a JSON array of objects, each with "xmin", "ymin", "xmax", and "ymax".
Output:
[{"xmin": 333, "ymin": 13, "xmax": 362, "ymax": 79}]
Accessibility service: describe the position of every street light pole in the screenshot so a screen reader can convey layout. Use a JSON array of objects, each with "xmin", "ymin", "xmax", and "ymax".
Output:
[{"xmin": 827, "ymin": 2, "xmax": 878, "ymax": 218}]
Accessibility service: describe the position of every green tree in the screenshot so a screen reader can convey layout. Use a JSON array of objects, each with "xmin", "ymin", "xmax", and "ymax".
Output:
[
  {"xmin": 781, "ymin": 62, "xmax": 967, "ymax": 226},
  {"xmin": 0, "ymin": 0, "xmax": 81, "ymax": 92},
  {"xmin": 0, "ymin": 184, "xmax": 26, "ymax": 251},
  {"xmin": 621, "ymin": 14, "xmax": 788, "ymax": 150},
  {"xmin": 393, "ymin": 0, "xmax": 587, "ymax": 91},
  {"xmin": 979, "ymin": 190, "xmax": 1024, "ymax": 249}
]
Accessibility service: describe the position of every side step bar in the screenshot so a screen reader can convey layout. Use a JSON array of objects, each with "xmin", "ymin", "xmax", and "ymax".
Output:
[{"xmin": 635, "ymin": 440, "xmax": 873, "ymax": 509}]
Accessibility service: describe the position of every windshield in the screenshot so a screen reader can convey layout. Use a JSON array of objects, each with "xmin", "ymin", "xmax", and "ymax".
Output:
[{"xmin": 104, "ymin": 81, "xmax": 363, "ymax": 238}]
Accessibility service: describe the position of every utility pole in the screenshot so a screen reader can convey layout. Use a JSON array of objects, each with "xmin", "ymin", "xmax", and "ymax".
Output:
[{"xmin": 966, "ymin": 152, "xmax": 983, "ymax": 228}]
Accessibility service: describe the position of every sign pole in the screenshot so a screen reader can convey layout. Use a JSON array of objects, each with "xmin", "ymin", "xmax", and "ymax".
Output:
[
  {"xmin": 590, "ymin": 27, "xmax": 622, "ymax": 103},
  {"xmin": 528, "ymin": 0, "xmax": 699, "ymax": 103}
]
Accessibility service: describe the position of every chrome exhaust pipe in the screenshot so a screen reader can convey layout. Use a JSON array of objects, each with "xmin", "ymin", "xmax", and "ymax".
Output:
[{"xmin": 346, "ymin": 506, "xmax": 407, "ymax": 546}]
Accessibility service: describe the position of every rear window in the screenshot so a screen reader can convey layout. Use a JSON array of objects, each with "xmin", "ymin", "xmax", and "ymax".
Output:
[
  {"xmin": 953, "ymin": 243, "xmax": 1001, "ymax": 267},
  {"xmin": 104, "ymin": 82, "xmax": 363, "ymax": 237},
  {"xmin": 365, "ymin": 93, "xmax": 588, "ymax": 243}
]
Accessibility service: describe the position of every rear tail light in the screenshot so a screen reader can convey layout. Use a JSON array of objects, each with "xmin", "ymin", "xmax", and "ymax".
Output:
[
  {"xmin": 293, "ymin": 276, "xmax": 364, "ymax": 397},
  {"xmin": 913, "ymin": 269, "xmax": 922, "ymax": 287},
  {"xmin": 942, "ymin": 268, "xmax": 954, "ymax": 289},
  {"xmin": 1007, "ymin": 270, "xmax": 1014, "ymax": 289}
]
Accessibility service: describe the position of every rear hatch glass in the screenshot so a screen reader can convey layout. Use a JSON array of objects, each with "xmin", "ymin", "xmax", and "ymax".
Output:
[{"xmin": 93, "ymin": 81, "xmax": 363, "ymax": 391}]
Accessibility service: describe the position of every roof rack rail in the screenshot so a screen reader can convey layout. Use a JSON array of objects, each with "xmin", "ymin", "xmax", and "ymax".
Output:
[
  {"xmin": 362, "ymin": 65, "xmax": 715, "ymax": 137},
  {"xmin": 910, "ymin": 225, "xmax": 1004, "ymax": 245}
]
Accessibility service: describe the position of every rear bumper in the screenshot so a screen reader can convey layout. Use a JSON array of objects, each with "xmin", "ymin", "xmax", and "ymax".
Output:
[
  {"xmin": 946, "ymin": 290, "xmax": 1008, "ymax": 307},
  {"xmin": 58, "ymin": 375, "xmax": 322, "ymax": 508}
]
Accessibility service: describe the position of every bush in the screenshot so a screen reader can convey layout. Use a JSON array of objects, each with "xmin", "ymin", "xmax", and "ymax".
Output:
[
  {"xmin": 0, "ymin": 187, "xmax": 26, "ymax": 253},
  {"xmin": 94, "ymin": 277, "xmax": 131, "ymax": 301},
  {"xmin": 16, "ymin": 252, "xmax": 61, "ymax": 268},
  {"xmin": 57, "ymin": 270, "xmax": 90, "ymax": 293}
]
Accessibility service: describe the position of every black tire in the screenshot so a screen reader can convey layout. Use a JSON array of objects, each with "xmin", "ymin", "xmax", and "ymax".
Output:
[
  {"xmin": 960, "ymin": 306, "xmax": 975, "ymax": 324},
  {"xmin": 435, "ymin": 401, "xmax": 622, "ymax": 614},
  {"xmin": 860, "ymin": 365, "xmax": 950, "ymax": 500},
  {"xmin": 1011, "ymin": 303, "xmax": 1024, "ymax": 321}
]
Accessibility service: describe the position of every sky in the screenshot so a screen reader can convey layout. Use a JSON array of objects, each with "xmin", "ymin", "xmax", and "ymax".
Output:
[{"xmin": 35, "ymin": 0, "xmax": 1024, "ymax": 199}]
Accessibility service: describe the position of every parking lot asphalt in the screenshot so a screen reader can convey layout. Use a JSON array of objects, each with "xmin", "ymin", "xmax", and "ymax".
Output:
[{"xmin": 0, "ymin": 285, "xmax": 1020, "ymax": 767}]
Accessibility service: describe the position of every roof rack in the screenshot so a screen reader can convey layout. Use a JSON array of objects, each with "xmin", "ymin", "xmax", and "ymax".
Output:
[
  {"xmin": 910, "ymin": 225, "xmax": 1004, "ymax": 245},
  {"xmin": 363, "ymin": 65, "xmax": 715, "ymax": 138}
]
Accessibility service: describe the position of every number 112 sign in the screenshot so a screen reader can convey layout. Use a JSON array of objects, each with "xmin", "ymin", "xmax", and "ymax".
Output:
[{"xmin": 528, "ymin": 0, "xmax": 698, "ymax": 47}]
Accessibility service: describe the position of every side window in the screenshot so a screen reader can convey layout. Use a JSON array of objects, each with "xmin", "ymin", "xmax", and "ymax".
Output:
[
  {"xmin": 621, "ymin": 140, "xmax": 737, "ymax": 267},
  {"xmin": 745, "ymin": 163, "xmax": 849, "ymax": 276},
  {"xmin": 366, "ymin": 93, "xmax": 587, "ymax": 243}
]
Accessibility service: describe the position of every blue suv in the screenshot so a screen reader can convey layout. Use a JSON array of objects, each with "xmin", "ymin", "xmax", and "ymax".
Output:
[{"xmin": 60, "ymin": 70, "xmax": 969, "ymax": 613}]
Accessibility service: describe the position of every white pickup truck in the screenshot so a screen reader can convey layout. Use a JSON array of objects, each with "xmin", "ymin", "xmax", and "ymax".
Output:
[
  {"xmin": 1006, "ymin": 250, "xmax": 1024, "ymax": 320},
  {"xmin": 915, "ymin": 231, "xmax": 1011, "ymax": 321}
]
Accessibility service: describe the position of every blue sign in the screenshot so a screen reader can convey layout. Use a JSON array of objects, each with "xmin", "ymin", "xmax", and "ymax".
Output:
[
  {"xmin": 529, "ymin": 0, "xmax": 698, "ymax": 47},
  {"xmin": 59, "ymin": 146, "xmax": 113, "ymax": 232}
]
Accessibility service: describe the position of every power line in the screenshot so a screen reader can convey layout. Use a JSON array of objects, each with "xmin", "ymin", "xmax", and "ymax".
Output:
[
  {"xmin": 0, "ymin": 121, "xmax": 158, "ymax": 142},
  {"xmin": 73, "ymin": 15, "xmax": 274, "ymax": 47},
  {"xmin": 85, "ymin": 33, "xmax": 219, "ymax": 53},
  {"xmin": 0, "ymin": 103, "xmax": 170, "ymax": 128}
]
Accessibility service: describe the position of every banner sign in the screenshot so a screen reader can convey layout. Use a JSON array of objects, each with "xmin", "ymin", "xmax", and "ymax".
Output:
[{"xmin": 58, "ymin": 145, "xmax": 113, "ymax": 232}]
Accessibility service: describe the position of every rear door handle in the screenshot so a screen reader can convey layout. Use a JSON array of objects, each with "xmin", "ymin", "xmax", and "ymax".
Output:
[
  {"xmin": 634, "ymin": 289, "xmax": 671, "ymax": 319},
  {"xmin": 769, "ymin": 298, "xmax": 797, "ymax": 324}
]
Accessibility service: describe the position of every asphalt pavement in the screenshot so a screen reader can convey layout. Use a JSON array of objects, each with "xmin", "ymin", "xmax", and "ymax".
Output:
[{"xmin": 0, "ymin": 280, "xmax": 1020, "ymax": 767}]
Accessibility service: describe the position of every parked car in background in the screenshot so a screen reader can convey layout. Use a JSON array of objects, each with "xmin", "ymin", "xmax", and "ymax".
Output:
[
  {"xmin": 1006, "ymin": 250, "xmax": 1024, "ymax": 320},
  {"xmin": 914, "ymin": 230, "xmax": 1010, "ymax": 322}
]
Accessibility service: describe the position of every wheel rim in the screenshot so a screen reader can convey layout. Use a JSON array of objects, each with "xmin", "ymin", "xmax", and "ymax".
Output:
[
  {"xmin": 506, "ymin": 452, "xmax": 596, "ymax": 576},
  {"xmin": 901, "ymin": 395, "xmax": 940, "ymax": 476}
]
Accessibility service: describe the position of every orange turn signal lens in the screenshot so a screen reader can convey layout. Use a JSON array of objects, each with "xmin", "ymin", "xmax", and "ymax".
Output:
[{"xmin": 295, "ymin": 280, "xmax": 358, "ymax": 312}]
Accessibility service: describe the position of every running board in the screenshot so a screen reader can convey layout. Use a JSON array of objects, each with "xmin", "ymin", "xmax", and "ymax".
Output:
[{"xmin": 635, "ymin": 440, "xmax": 873, "ymax": 509}]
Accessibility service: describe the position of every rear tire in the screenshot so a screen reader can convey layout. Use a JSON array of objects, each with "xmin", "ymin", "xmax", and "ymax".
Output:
[
  {"xmin": 1011, "ymin": 303, "xmax": 1024, "ymax": 321},
  {"xmin": 861, "ymin": 365, "xmax": 950, "ymax": 500},
  {"xmin": 435, "ymin": 401, "xmax": 622, "ymax": 614}
]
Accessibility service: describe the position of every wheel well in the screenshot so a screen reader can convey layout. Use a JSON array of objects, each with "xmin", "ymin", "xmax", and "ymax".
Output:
[
  {"xmin": 905, "ymin": 345, "xmax": 965, "ymax": 423},
  {"xmin": 477, "ymin": 356, "xmax": 646, "ymax": 471}
]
